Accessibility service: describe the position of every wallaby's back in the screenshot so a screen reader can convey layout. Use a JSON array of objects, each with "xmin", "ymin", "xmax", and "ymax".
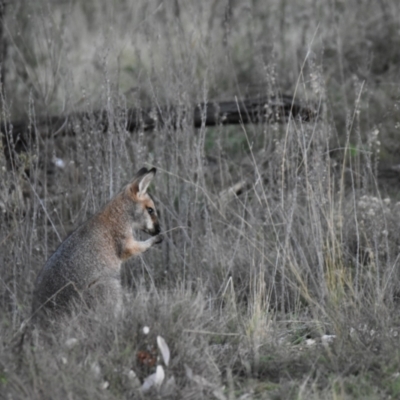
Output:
[{"xmin": 32, "ymin": 167, "xmax": 162, "ymax": 321}]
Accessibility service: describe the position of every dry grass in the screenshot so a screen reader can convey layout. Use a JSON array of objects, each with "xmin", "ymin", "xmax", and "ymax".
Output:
[{"xmin": 2, "ymin": 0, "xmax": 400, "ymax": 399}]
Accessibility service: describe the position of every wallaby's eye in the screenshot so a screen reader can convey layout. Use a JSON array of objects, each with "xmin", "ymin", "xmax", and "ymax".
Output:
[{"xmin": 147, "ymin": 207, "xmax": 154, "ymax": 215}]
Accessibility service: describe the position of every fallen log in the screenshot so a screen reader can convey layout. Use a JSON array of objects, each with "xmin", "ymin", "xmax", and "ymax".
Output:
[{"xmin": 1, "ymin": 94, "xmax": 316, "ymax": 166}]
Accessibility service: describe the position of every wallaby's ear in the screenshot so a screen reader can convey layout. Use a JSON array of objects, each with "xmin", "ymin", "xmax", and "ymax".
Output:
[
  {"xmin": 138, "ymin": 168, "xmax": 156, "ymax": 196},
  {"xmin": 130, "ymin": 167, "xmax": 156, "ymax": 197}
]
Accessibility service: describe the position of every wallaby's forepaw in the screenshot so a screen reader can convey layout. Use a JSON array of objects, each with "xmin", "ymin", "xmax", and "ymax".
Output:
[{"xmin": 153, "ymin": 234, "xmax": 163, "ymax": 244}]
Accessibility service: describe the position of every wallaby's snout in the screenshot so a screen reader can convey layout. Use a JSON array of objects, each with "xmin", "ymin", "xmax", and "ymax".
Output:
[
  {"xmin": 146, "ymin": 221, "xmax": 163, "ymax": 244},
  {"xmin": 141, "ymin": 219, "xmax": 161, "ymax": 237},
  {"xmin": 149, "ymin": 221, "xmax": 161, "ymax": 236}
]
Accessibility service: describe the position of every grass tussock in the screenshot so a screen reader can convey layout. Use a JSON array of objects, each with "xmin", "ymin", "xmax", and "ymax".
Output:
[{"xmin": 2, "ymin": 0, "xmax": 400, "ymax": 398}]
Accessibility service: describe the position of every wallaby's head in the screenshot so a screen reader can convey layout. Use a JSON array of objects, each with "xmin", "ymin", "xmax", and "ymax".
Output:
[{"xmin": 126, "ymin": 167, "xmax": 161, "ymax": 236}]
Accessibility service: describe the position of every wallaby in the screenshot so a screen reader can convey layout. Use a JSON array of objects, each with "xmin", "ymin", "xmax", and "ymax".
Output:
[{"xmin": 32, "ymin": 167, "xmax": 162, "ymax": 322}]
